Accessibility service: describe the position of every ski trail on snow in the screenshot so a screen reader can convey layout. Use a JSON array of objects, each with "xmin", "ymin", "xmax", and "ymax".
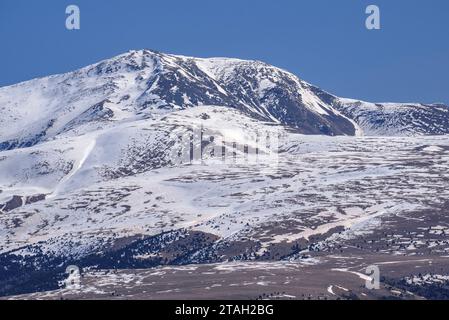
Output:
[{"xmin": 48, "ymin": 138, "xmax": 97, "ymax": 198}]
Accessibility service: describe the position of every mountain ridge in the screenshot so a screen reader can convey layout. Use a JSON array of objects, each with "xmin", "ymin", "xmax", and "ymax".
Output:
[
  {"xmin": 1, "ymin": 50, "xmax": 449, "ymax": 299},
  {"xmin": 1, "ymin": 49, "xmax": 449, "ymax": 153}
]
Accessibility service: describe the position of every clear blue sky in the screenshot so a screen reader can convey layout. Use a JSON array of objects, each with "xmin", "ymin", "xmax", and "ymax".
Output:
[{"xmin": 1, "ymin": 0, "xmax": 448, "ymax": 104}]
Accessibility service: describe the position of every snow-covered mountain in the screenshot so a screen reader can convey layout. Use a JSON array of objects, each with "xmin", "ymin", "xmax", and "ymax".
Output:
[
  {"xmin": 2, "ymin": 49, "xmax": 448, "ymax": 154},
  {"xmin": 334, "ymin": 99, "xmax": 449, "ymax": 136},
  {"xmin": 1, "ymin": 49, "xmax": 449, "ymax": 299}
]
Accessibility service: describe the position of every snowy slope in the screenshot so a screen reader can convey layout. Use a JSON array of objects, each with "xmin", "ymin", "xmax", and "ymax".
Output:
[
  {"xmin": 336, "ymin": 98, "xmax": 449, "ymax": 136},
  {"xmin": 1, "ymin": 49, "xmax": 449, "ymax": 297},
  {"xmin": 2, "ymin": 49, "xmax": 448, "ymax": 153},
  {"xmin": 0, "ymin": 49, "xmax": 355, "ymax": 154}
]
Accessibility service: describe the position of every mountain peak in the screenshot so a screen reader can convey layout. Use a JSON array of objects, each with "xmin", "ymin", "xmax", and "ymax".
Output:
[{"xmin": 1, "ymin": 50, "xmax": 449, "ymax": 152}]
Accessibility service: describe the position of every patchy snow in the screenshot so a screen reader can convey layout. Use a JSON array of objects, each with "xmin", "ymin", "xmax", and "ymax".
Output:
[
  {"xmin": 1, "ymin": 49, "xmax": 449, "ymax": 271},
  {"xmin": 405, "ymin": 274, "xmax": 449, "ymax": 286},
  {"xmin": 423, "ymin": 145, "xmax": 444, "ymax": 152}
]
